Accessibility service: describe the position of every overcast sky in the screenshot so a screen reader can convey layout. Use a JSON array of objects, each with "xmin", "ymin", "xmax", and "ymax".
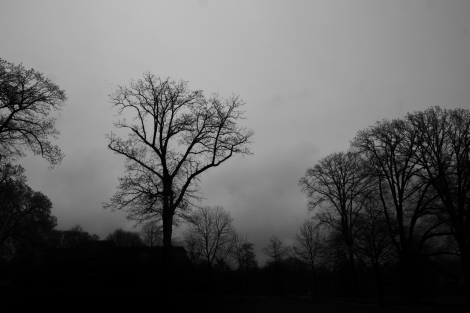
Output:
[{"xmin": 1, "ymin": 0, "xmax": 469, "ymax": 263}]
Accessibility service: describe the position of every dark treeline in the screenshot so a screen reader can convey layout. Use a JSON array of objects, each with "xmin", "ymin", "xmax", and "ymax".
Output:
[
  {"xmin": 1, "ymin": 58, "xmax": 469, "ymax": 307},
  {"xmin": 297, "ymin": 106, "xmax": 470, "ymax": 305}
]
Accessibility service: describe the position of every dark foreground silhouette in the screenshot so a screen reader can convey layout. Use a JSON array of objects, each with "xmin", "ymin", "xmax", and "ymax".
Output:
[{"xmin": 0, "ymin": 290, "xmax": 468, "ymax": 312}]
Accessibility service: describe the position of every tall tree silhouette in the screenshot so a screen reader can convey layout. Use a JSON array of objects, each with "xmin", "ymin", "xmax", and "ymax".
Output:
[
  {"xmin": 352, "ymin": 118, "xmax": 444, "ymax": 302},
  {"xmin": 104, "ymin": 74, "xmax": 253, "ymax": 292},
  {"xmin": 407, "ymin": 106, "xmax": 470, "ymax": 301},
  {"xmin": 299, "ymin": 151, "xmax": 374, "ymax": 295}
]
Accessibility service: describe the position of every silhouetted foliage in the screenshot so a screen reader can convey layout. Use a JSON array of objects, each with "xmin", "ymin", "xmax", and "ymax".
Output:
[
  {"xmin": 105, "ymin": 228, "xmax": 144, "ymax": 247},
  {"xmin": 49, "ymin": 225, "xmax": 99, "ymax": 249},
  {"xmin": 0, "ymin": 58, "xmax": 66, "ymax": 167},
  {"xmin": 0, "ymin": 165, "xmax": 56, "ymax": 251}
]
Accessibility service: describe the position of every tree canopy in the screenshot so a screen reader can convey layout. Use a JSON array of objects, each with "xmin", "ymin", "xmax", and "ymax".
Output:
[
  {"xmin": 0, "ymin": 59, "xmax": 66, "ymax": 167},
  {"xmin": 104, "ymin": 74, "xmax": 253, "ymax": 251}
]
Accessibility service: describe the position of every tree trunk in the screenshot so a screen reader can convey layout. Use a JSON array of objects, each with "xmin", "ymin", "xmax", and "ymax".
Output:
[
  {"xmin": 402, "ymin": 253, "xmax": 418, "ymax": 304},
  {"xmin": 374, "ymin": 263, "xmax": 384, "ymax": 307},
  {"xmin": 311, "ymin": 264, "xmax": 318, "ymax": 300},
  {"xmin": 162, "ymin": 205, "xmax": 173, "ymax": 298},
  {"xmin": 459, "ymin": 244, "xmax": 470, "ymax": 304},
  {"xmin": 347, "ymin": 244, "xmax": 359, "ymax": 297}
]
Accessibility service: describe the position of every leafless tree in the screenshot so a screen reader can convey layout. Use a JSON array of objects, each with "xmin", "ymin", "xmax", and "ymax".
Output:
[
  {"xmin": 351, "ymin": 118, "xmax": 444, "ymax": 302},
  {"xmin": 263, "ymin": 235, "xmax": 289, "ymax": 265},
  {"xmin": 294, "ymin": 218, "xmax": 325, "ymax": 299},
  {"xmin": 103, "ymin": 74, "xmax": 253, "ymax": 281},
  {"xmin": 299, "ymin": 151, "xmax": 375, "ymax": 293},
  {"xmin": 231, "ymin": 233, "xmax": 257, "ymax": 298},
  {"xmin": 407, "ymin": 106, "xmax": 470, "ymax": 300},
  {"xmin": 182, "ymin": 230, "xmax": 203, "ymax": 268},
  {"xmin": 184, "ymin": 206, "xmax": 236, "ymax": 272},
  {"xmin": 232, "ymin": 233, "xmax": 258, "ymax": 272},
  {"xmin": 140, "ymin": 219, "xmax": 163, "ymax": 247},
  {"xmin": 0, "ymin": 58, "xmax": 66, "ymax": 167},
  {"xmin": 353, "ymin": 197, "xmax": 397, "ymax": 306}
]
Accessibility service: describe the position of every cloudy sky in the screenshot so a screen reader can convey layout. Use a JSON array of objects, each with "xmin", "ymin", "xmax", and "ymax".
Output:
[{"xmin": 1, "ymin": 0, "xmax": 469, "ymax": 263}]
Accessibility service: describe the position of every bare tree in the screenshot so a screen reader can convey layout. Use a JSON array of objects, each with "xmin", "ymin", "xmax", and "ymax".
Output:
[
  {"xmin": 407, "ymin": 106, "xmax": 470, "ymax": 300},
  {"xmin": 183, "ymin": 230, "xmax": 203, "ymax": 268},
  {"xmin": 140, "ymin": 219, "xmax": 163, "ymax": 247},
  {"xmin": 263, "ymin": 235, "xmax": 289, "ymax": 265},
  {"xmin": 351, "ymin": 118, "xmax": 444, "ymax": 302},
  {"xmin": 105, "ymin": 228, "xmax": 144, "ymax": 247},
  {"xmin": 294, "ymin": 218, "xmax": 325, "ymax": 299},
  {"xmin": 184, "ymin": 206, "xmax": 236, "ymax": 271},
  {"xmin": 0, "ymin": 58, "xmax": 66, "ymax": 167},
  {"xmin": 299, "ymin": 151, "xmax": 374, "ymax": 294},
  {"xmin": 353, "ymin": 197, "xmax": 397, "ymax": 306},
  {"xmin": 232, "ymin": 233, "xmax": 258, "ymax": 271},
  {"xmin": 103, "ymin": 74, "xmax": 253, "ymax": 282},
  {"xmin": 183, "ymin": 206, "xmax": 236, "ymax": 294},
  {"xmin": 230, "ymin": 233, "xmax": 257, "ymax": 298}
]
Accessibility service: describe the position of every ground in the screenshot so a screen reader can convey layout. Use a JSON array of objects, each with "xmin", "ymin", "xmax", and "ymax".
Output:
[{"xmin": 1, "ymin": 289, "xmax": 468, "ymax": 312}]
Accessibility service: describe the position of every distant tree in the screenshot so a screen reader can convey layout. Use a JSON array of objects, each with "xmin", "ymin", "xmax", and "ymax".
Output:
[
  {"xmin": 140, "ymin": 219, "xmax": 163, "ymax": 247},
  {"xmin": 232, "ymin": 233, "xmax": 258, "ymax": 272},
  {"xmin": 407, "ymin": 106, "xmax": 470, "ymax": 301},
  {"xmin": 183, "ymin": 206, "xmax": 236, "ymax": 274},
  {"xmin": 262, "ymin": 235, "xmax": 288, "ymax": 266},
  {"xmin": 0, "ymin": 58, "xmax": 66, "ymax": 167},
  {"xmin": 105, "ymin": 228, "xmax": 144, "ymax": 247},
  {"xmin": 183, "ymin": 230, "xmax": 203, "ymax": 268},
  {"xmin": 299, "ymin": 151, "xmax": 375, "ymax": 295},
  {"xmin": 262, "ymin": 235, "xmax": 289, "ymax": 297},
  {"xmin": 294, "ymin": 218, "xmax": 325, "ymax": 299},
  {"xmin": 231, "ymin": 233, "xmax": 258, "ymax": 297},
  {"xmin": 60, "ymin": 224, "xmax": 99, "ymax": 249}
]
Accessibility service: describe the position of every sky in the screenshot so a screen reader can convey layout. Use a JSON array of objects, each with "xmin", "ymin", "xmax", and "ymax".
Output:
[{"xmin": 1, "ymin": 0, "xmax": 469, "ymax": 263}]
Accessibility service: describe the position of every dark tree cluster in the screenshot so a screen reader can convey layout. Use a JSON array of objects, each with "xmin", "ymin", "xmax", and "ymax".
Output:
[{"xmin": 298, "ymin": 106, "xmax": 470, "ymax": 305}]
